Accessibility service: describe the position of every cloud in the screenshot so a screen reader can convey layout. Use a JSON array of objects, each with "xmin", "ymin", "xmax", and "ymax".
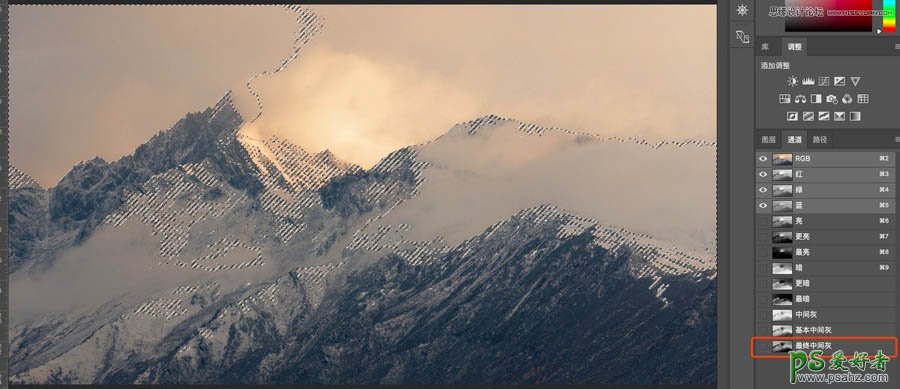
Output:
[
  {"xmin": 11, "ymin": 5, "xmax": 715, "ymax": 182},
  {"xmin": 245, "ymin": 5, "xmax": 715, "ymax": 168},
  {"xmin": 248, "ymin": 45, "xmax": 482, "ymax": 167}
]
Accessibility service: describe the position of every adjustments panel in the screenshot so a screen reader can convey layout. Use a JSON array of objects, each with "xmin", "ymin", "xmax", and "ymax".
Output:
[{"xmin": 725, "ymin": 0, "xmax": 899, "ymax": 387}]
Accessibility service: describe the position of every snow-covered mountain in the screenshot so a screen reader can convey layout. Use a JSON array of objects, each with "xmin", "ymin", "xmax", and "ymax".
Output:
[{"xmin": 9, "ymin": 95, "xmax": 716, "ymax": 384}]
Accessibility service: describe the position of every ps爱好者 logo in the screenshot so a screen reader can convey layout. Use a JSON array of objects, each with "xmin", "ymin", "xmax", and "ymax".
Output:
[{"xmin": 789, "ymin": 349, "xmax": 890, "ymax": 384}]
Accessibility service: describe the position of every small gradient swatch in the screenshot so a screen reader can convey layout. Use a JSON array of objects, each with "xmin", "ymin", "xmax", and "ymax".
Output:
[
  {"xmin": 785, "ymin": 0, "xmax": 873, "ymax": 32},
  {"xmin": 885, "ymin": 0, "xmax": 897, "ymax": 32}
]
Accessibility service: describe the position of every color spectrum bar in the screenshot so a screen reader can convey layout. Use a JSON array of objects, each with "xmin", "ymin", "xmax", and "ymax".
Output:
[{"xmin": 886, "ymin": 0, "xmax": 897, "ymax": 32}]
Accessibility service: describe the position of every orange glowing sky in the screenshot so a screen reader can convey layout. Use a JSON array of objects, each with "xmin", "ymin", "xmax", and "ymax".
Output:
[{"xmin": 11, "ymin": 5, "xmax": 714, "ymax": 186}]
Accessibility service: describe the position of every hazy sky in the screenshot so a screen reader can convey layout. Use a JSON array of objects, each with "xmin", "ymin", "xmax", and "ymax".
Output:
[{"xmin": 11, "ymin": 5, "xmax": 714, "ymax": 187}]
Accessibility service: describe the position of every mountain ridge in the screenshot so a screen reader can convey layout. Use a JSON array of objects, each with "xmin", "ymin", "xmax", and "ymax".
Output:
[
  {"xmin": 10, "ymin": 93, "xmax": 716, "ymax": 384},
  {"xmin": 11, "ymin": 204, "xmax": 714, "ymax": 384},
  {"xmin": 426, "ymin": 113, "xmax": 716, "ymax": 150},
  {"xmin": 9, "ymin": 92, "xmax": 716, "ymax": 272}
]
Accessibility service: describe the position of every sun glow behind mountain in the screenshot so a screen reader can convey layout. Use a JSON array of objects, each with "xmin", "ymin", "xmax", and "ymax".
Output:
[
  {"xmin": 236, "ymin": 5, "xmax": 715, "ymax": 168},
  {"xmin": 238, "ymin": 45, "xmax": 481, "ymax": 168}
]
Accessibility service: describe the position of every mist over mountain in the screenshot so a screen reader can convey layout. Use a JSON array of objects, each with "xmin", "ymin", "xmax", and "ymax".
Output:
[{"xmin": 9, "ymin": 94, "xmax": 716, "ymax": 384}]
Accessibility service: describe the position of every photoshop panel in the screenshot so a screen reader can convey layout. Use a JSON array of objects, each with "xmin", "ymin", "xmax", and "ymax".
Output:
[{"xmin": 0, "ymin": 0, "xmax": 896, "ymax": 388}]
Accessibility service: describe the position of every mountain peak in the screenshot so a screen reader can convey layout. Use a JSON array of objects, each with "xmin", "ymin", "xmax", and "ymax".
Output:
[
  {"xmin": 210, "ymin": 91, "xmax": 241, "ymax": 122},
  {"xmin": 425, "ymin": 114, "xmax": 511, "ymax": 145},
  {"xmin": 9, "ymin": 166, "xmax": 42, "ymax": 191},
  {"xmin": 235, "ymin": 132, "xmax": 360, "ymax": 195},
  {"xmin": 132, "ymin": 91, "xmax": 243, "ymax": 165},
  {"xmin": 453, "ymin": 114, "xmax": 512, "ymax": 137},
  {"xmin": 45, "ymin": 92, "xmax": 253, "ymax": 230},
  {"xmin": 427, "ymin": 114, "xmax": 717, "ymax": 151},
  {"xmin": 464, "ymin": 114, "xmax": 512, "ymax": 135}
]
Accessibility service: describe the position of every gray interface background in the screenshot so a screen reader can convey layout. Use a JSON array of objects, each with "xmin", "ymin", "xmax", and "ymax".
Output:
[{"xmin": 723, "ymin": 0, "xmax": 900, "ymax": 387}]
